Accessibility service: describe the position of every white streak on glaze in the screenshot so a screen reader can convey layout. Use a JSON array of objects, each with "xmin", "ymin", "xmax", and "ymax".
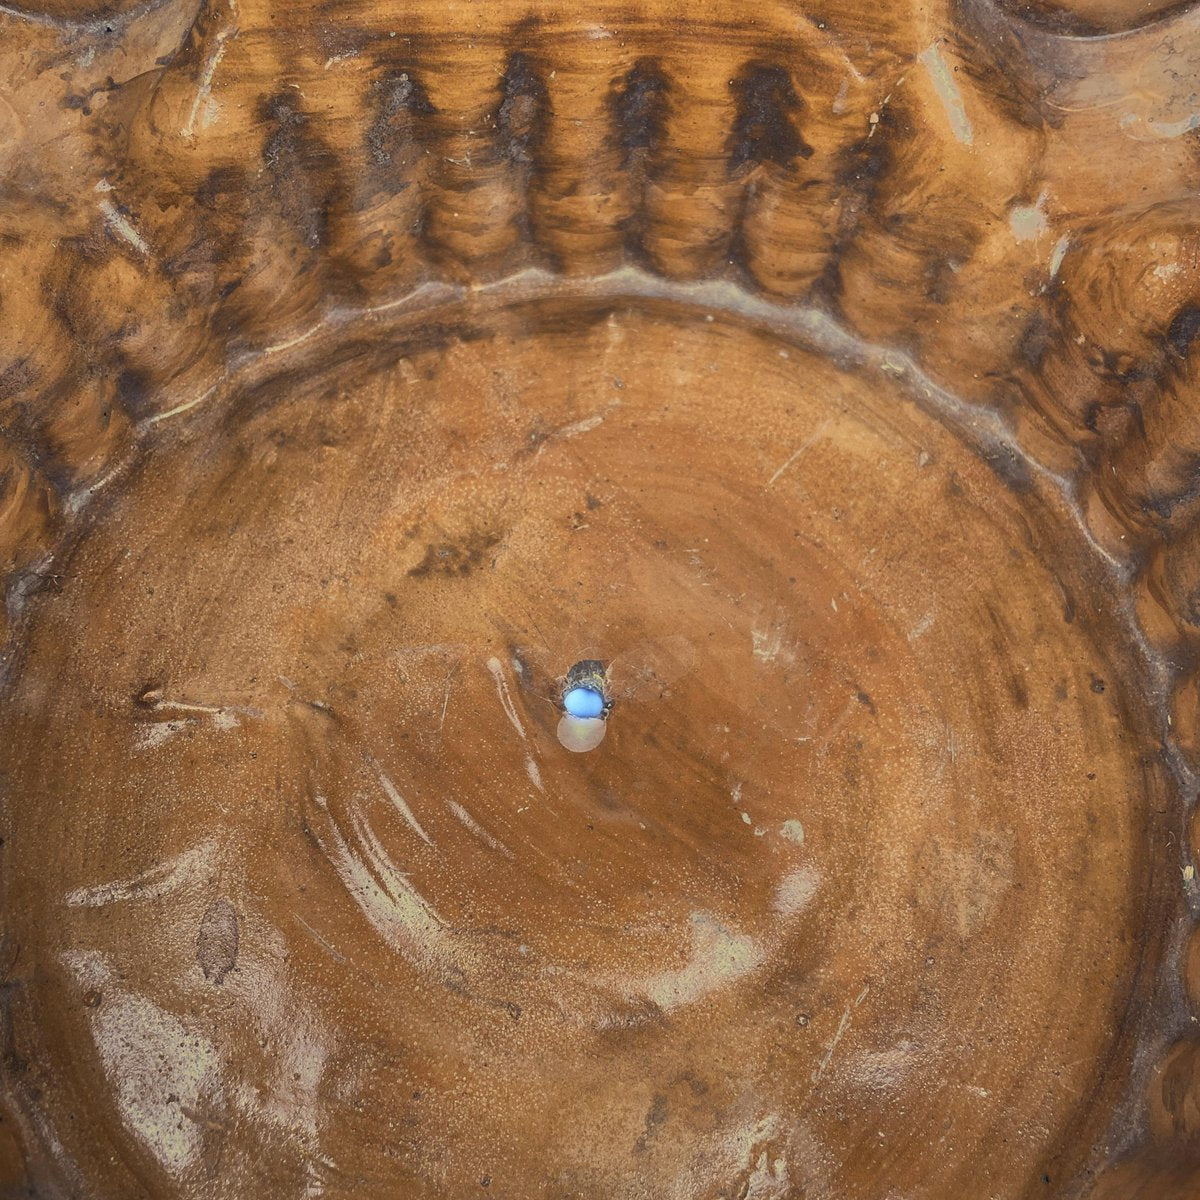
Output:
[
  {"xmin": 439, "ymin": 671, "xmax": 453, "ymax": 731},
  {"xmin": 525, "ymin": 756, "xmax": 544, "ymax": 791},
  {"xmin": 263, "ymin": 326, "xmax": 322, "ymax": 357},
  {"xmin": 134, "ymin": 702, "xmax": 256, "ymax": 750},
  {"xmin": 142, "ymin": 381, "xmax": 221, "ymax": 429},
  {"xmin": 554, "ymin": 413, "xmax": 606, "ymax": 440},
  {"xmin": 1049, "ymin": 234, "xmax": 1070, "ymax": 279},
  {"xmin": 142, "ymin": 697, "xmax": 261, "ymax": 720},
  {"xmin": 64, "ymin": 461, "xmax": 125, "ymax": 515},
  {"xmin": 765, "ymin": 418, "xmax": 832, "ymax": 488},
  {"xmin": 134, "ymin": 718, "xmax": 193, "ymax": 751},
  {"xmin": 643, "ymin": 911, "xmax": 763, "ymax": 1011},
  {"xmin": 62, "ymin": 951, "xmax": 221, "ymax": 1176},
  {"xmin": 65, "ymin": 840, "xmax": 216, "ymax": 908},
  {"xmin": 365, "ymin": 753, "xmax": 433, "ymax": 846},
  {"xmin": 812, "ymin": 985, "xmax": 870, "ymax": 1085},
  {"xmin": 313, "ymin": 795, "xmax": 445, "ymax": 961},
  {"xmin": 392, "ymin": 642, "xmax": 464, "ymax": 664},
  {"xmin": 811, "ymin": 1006, "xmax": 853, "ymax": 1085},
  {"xmin": 183, "ymin": 25, "xmax": 234, "ymax": 139},
  {"xmin": 98, "ymin": 195, "xmax": 150, "ymax": 256},
  {"xmin": 487, "ymin": 656, "xmax": 526, "ymax": 739},
  {"xmin": 448, "ymin": 800, "xmax": 513, "ymax": 857},
  {"xmin": 293, "ymin": 913, "xmax": 347, "ymax": 963},
  {"xmin": 918, "ymin": 43, "xmax": 973, "ymax": 147}
]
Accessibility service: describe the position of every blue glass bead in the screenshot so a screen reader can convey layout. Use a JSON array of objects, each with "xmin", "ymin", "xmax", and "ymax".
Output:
[{"xmin": 563, "ymin": 686, "xmax": 605, "ymax": 718}]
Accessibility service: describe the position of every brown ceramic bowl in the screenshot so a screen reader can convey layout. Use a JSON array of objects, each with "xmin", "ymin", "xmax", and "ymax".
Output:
[{"xmin": 1, "ymin": 1, "xmax": 1198, "ymax": 1197}]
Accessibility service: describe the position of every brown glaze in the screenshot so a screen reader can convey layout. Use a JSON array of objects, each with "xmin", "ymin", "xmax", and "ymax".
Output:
[{"xmin": 0, "ymin": 1, "xmax": 1198, "ymax": 1197}]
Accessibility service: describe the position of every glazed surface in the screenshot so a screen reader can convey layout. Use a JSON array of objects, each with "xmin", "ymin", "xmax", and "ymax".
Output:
[{"xmin": 2, "ymin": 0, "xmax": 1200, "ymax": 1196}]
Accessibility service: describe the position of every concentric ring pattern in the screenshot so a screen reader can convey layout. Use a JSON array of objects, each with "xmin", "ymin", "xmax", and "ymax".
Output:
[{"xmin": 1, "ymin": 0, "xmax": 1200, "ymax": 1196}]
